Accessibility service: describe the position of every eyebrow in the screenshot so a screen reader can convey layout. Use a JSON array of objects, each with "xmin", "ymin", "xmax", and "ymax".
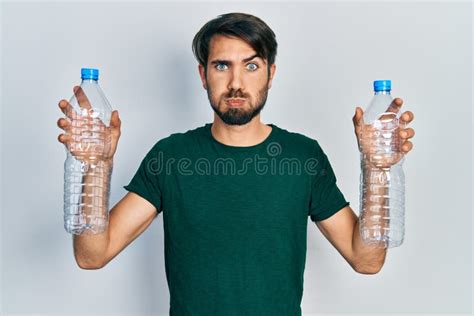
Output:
[{"xmin": 209, "ymin": 54, "xmax": 265, "ymax": 66}]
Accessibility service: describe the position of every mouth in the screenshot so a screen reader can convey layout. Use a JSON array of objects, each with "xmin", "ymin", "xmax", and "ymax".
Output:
[{"xmin": 225, "ymin": 98, "xmax": 246, "ymax": 107}]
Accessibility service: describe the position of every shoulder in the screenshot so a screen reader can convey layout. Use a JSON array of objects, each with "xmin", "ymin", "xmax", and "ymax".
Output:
[
  {"xmin": 148, "ymin": 124, "xmax": 207, "ymax": 153},
  {"xmin": 272, "ymin": 125, "xmax": 324, "ymax": 157}
]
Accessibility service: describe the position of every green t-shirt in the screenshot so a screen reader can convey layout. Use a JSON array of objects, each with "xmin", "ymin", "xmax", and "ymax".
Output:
[{"xmin": 124, "ymin": 122, "xmax": 349, "ymax": 316}]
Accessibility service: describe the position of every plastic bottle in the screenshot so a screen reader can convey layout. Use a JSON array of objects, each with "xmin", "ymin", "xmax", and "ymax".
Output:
[
  {"xmin": 358, "ymin": 80, "xmax": 405, "ymax": 248},
  {"xmin": 63, "ymin": 68, "xmax": 113, "ymax": 235}
]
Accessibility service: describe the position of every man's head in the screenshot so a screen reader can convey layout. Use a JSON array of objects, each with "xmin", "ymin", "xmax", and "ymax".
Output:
[{"xmin": 192, "ymin": 13, "xmax": 278, "ymax": 125}]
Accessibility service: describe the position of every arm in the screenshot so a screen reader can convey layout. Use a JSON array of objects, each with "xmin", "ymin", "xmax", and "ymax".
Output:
[
  {"xmin": 72, "ymin": 158, "xmax": 113, "ymax": 269},
  {"xmin": 315, "ymin": 205, "xmax": 387, "ymax": 275},
  {"xmin": 73, "ymin": 163, "xmax": 158, "ymax": 270},
  {"xmin": 70, "ymin": 137, "xmax": 158, "ymax": 270}
]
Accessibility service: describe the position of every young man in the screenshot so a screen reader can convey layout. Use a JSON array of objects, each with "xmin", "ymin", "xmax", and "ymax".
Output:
[{"xmin": 57, "ymin": 12, "xmax": 415, "ymax": 316}]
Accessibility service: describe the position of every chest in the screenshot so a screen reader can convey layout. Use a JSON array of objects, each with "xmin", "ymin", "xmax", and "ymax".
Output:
[{"xmin": 161, "ymin": 171, "xmax": 311, "ymax": 232}]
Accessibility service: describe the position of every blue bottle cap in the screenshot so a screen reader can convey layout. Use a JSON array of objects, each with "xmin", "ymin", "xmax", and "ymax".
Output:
[
  {"xmin": 81, "ymin": 68, "xmax": 99, "ymax": 80},
  {"xmin": 374, "ymin": 80, "xmax": 391, "ymax": 92}
]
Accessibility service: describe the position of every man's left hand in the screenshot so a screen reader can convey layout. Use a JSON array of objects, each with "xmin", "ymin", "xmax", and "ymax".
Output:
[{"xmin": 352, "ymin": 97, "xmax": 415, "ymax": 158}]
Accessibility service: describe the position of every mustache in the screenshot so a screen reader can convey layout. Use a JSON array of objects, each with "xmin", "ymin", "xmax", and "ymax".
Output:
[{"xmin": 225, "ymin": 90, "xmax": 249, "ymax": 99}]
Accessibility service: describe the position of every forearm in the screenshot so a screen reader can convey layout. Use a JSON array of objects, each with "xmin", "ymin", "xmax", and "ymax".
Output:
[
  {"xmin": 73, "ymin": 229, "xmax": 109, "ymax": 269},
  {"xmin": 352, "ymin": 161, "xmax": 388, "ymax": 273},
  {"xmin": 351, "ymin": 219, "xmax": 387, "ymax": 274},
  {"xmin": 73, "ymin": 158, "xmax": 113, "ymax": 269}
]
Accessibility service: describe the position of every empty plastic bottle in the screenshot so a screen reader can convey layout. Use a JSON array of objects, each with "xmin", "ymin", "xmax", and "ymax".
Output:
[
  {"xmin": 63, "ymin": 68, "xmax": 113, "ymax": 235},
  {"xmin": 358, "ymin": 80, "xmax": 405, "ymax": 248}
]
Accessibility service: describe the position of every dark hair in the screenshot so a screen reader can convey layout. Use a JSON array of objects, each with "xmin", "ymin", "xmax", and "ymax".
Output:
[{"xmin": 192, "ymin": 13, "xmax": 278, "ymax": 71}]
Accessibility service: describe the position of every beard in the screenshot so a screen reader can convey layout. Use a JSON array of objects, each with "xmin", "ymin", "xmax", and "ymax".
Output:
[{"xmin": 206, "ymin": 80, "xmax": 270, "ymax": 126}]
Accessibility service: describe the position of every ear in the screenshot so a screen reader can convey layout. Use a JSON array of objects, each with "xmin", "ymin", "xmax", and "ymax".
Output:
[
  {"xmin": 267, "ymin": 64, "xmax": 276, "ymax": 89},
  {"xmin": 198, "ymin": 64, "xmax": 207, "ymax": 90}
]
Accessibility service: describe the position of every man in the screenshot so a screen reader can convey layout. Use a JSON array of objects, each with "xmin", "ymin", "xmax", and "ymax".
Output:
[{"xmin": 57, "ymin": 12, "xmax": 415, "ymax": 316}]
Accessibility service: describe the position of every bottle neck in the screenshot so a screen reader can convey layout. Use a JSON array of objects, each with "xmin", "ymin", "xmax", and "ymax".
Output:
[
  {"xmin": 81, "ymin": 79, "xmax": 98, "ymax": 84},
  {"xmin": 374, "ymin": 90, "xmax": 391, "ymax": 95}
]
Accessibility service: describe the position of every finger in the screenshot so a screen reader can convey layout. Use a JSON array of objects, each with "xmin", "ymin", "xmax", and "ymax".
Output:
[
  {"xmin": 399, "ymin": 127, "xmax": 415, "ymax": 139},
  {"xmin": 58, "ymin": 99, "xmax": 76, "ymax": 119},
  {"xmin": 57, "ymin": 133, "xmax": 71, "ymax": 144},
  {"xmin": 401, "ymin": 140, "xmax": 413, "ymax": 153},
  {"xmin": 57, "ymin": 118, "xmax": 71, "ymax": 131},
  {"xmin": 378, "ymin": 98, "xmax": 403, "ymax": 121},
  {"xmin": 110, "ymin": 110, "xmax": 121, "ymax": 129},
  {"xmin": 400, "ymin": 111, "xmax": 414, "ymax": 124},
  {"xmin": 352, "ymin": 107, "xmax": 364, "ymax": 127},
  {"xmin": 386, "ymin": 97, "xmax": 403, "ymax": 114},
  {"xmin": 73, "ymin": 86, "xmax": 92, "ymax": 109}
]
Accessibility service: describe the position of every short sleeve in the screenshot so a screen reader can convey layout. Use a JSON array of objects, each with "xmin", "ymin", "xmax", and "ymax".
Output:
[
  {"xmin": 308, "ymin": 141, "xmax": 350, "ymax": 222},
  {"xmin": 123, "ymin": 145, "xmax": 163, "ymax": 213}
]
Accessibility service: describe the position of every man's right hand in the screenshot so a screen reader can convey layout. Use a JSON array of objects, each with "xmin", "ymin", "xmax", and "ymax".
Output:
[{"xmin": 57, "ymin": 86, "xmax": 121, "ymax": 164}]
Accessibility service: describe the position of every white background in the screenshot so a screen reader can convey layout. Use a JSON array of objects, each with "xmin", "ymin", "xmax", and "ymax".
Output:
[{"xmin": 1, "ymin": 1, "xmax": 472, "ymax": 315}]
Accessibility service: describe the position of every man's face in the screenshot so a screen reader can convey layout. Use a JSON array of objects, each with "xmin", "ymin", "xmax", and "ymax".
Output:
[{"xmin": 199, "ymin": 35, "xmax": 276, "ymax": 126}]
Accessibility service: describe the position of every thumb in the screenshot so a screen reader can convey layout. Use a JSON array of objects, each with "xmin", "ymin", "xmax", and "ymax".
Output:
[
  {"xmin": 352, "ymin": 106, "xmax": 364, "ymax": 127},
  {"xmin": 110, "ymin": 110, "xmax": 121, "ymax": 129}
]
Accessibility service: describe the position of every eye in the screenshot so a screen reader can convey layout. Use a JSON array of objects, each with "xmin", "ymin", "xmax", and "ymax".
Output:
[
  {"xmin": 215, "ymin": 63, "xmax": 228, "ymax": 71},
  {"xmin": 247, "ymin": 63, "xmax": 258, "ymax": 71}
]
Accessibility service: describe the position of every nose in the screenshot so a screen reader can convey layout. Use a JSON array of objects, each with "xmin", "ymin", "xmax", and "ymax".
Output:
[{"xmin": 227, "ymin": 68, "xmax": 244, "ymax": 92}]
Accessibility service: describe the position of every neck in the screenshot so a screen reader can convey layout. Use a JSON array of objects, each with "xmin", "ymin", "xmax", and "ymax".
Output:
[{"xmin": 210, "ymin": 114, "xmax": 272, "ymax": 147}]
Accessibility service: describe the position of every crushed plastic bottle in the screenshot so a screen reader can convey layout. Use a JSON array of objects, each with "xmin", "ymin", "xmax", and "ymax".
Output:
[
  {"xmin": 63, "ymin": 68, "xmax": 113, "ymax": 235},
  {"xmin": 358, "ymin": 80, "xmax": 406, "ymax": 248}
]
